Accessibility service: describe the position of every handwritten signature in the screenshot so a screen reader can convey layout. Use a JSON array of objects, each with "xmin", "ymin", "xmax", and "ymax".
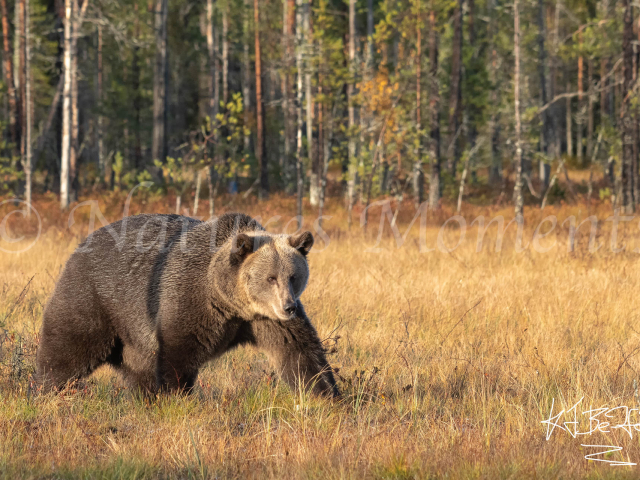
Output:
[{"xmin": 542, "ymin": 397, "xmax": 638, "ymax": 466}]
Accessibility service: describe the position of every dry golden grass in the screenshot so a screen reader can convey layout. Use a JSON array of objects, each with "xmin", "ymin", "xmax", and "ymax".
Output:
[{"xmin": 2, "ymin": 192, "xmax": 640, "ymax": 479}]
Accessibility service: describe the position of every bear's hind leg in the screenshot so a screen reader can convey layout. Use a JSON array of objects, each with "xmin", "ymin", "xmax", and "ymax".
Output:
[
  {"xmin": 37, "ymin": 303, "xmax": 116, "ymax": 392},
  {"xmin": 36, "ymin": 327, "xmax": 117, "ymax": 392}
]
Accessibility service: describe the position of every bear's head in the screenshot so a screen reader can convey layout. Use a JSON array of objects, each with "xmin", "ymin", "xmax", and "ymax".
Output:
[{"xmin": 228, "ymin": 231, "xmax": 314, "ymax": 321}]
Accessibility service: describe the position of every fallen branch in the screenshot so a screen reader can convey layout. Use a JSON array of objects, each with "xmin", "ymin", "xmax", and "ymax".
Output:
[
  {"xmin": 456, "ymin": 138, "xmax": 485, "ymax": 213},
  {"xmin": 540, "ymin": 159, "xmax": 564, "ymax": 210},
  {"xmin": 560, "ymin": 162, "xmax": 578, "ymax": 199},
  {"xmin": 523, "ymin": 173, "xmax": 541, "ymax": 199},
  {"xmin": 587, "ymin": 127, "xmax": 605, "ymax": 202}
]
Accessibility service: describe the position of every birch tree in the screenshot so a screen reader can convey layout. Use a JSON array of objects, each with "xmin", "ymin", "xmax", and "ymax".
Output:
[
  {"xmin": 346, "ymin": 0, "xmax": 357, "ymax": 228},
  {"xmin": 306, "ymin": 0, "xmax": 318, "ymax": 207},
  {"xmin": 621, "ymin": 0, "xmax": 635, "ymax": 213},
  {"xmin": 295, "ymin": 0, "xmax": 304, "ymax": 224},
  {"xmin": 69, "ymin": 0, "xmax": 86, "ymax": 202},
  {"xmin": 60, "ymin": 0, "xmax": 73, "ymax": 209},
  {"xmin": 513, "ymin": 0, "xmax": 524, "ymax": 217},
  {"xmin": 282, "ymin": 0, "xmax": 295, "ymax": 192},
  {"xmin": 206, "ymin": 0, "xmax": 220, "ymax": 217},
  {"xmin": 20, "ymin": 0, "xmax": 31, "ymax": 212},
  {"xmin": 537, "ymin": 0, "xmax": 554, "ymax": 166}
]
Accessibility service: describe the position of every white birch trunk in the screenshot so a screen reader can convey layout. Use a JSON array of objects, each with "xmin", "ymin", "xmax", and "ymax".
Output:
[
  {"xmin": 60, "ymin": 0, "xmax": 73, "ymax": 209},
  {"xmin": 513, "ymin": 0, "xmax": 524, "ymax": 216},
  {"xmin": 23, "ymin": 0, "xmax": 31, "ymax": 215}
]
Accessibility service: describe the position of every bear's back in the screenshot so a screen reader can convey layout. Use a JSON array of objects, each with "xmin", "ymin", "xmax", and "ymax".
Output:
[
  {"xmin": 65, "ymin": 215, "xmax": 199, "ymax": 333},
  {"xmin": 58, "ymin": 213, "xmax": 263, "ymax": 325}
]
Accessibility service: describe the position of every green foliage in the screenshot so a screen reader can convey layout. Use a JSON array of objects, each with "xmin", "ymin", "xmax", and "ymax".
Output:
[
  {"xmin": 112, "ymin": 152, "xmax": 125, "ymax": 190},
  {"xmin": 154, "ymin": 157, "xmax": 190, "ymax": 196},
  {"xmin": 0, "ymin": 139, "xmax": 23, "ymax": 195},
  {"xmin": 192, "ymin": 92, "xmax": 249, "ymax": 181},
  {"xmin": 599, "ymin": 187, "xmax": 612, "ymax": 201}
]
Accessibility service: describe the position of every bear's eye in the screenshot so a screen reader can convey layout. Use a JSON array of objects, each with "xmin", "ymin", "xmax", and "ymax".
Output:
[{"xmin": 268, "ymin": 276, "xmax": 277, "ymax": 285}]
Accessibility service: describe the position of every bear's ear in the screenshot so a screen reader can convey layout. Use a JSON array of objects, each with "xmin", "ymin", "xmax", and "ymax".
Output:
[
  {"xmin": 231, "ymin": 233, "xmax": 254, "ymax": 264},
  {"xmin": 289, "ymin": 231, "xmax": 314, "ymax": 256}
]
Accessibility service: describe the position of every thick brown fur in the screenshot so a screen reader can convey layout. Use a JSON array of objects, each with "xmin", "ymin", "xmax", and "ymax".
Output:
[{"xmin": 36, "ymin": 213, "xmax": 339, "ymax": 398}]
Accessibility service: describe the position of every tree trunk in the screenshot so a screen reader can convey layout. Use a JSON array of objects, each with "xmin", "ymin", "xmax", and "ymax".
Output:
[
  {"xmin": 413, "ymin": 12, "xmax": 423, "ymax": 208},
  {"xmin": 549, "ymin": 0, "xmax": 561, "ymax": 158},
  {"xmin": 566, "ymin": 78, "xmax": 572, "ymax": 156},
  {"xmin": 317, "ymin": 89, "xmax": 323, "ymax": 202},
  {"xmin": 447, "ymin": 0, "xmax": 463, "ymax": 177},
  {"xmin": 281, "ymin": 0, "xmax": 289, "ymax": 184},
  {"xmin": 366, "ymin": 0, "xmax": 373, "ymax": 69},
  {"xmin": 319, "ymin": 100, "xmax": 333, "ymax": 229},
  {"xmin": 282, "ymin": 0, "xmax": 295, "ymax": 192},
  {"xmin": 63, "ymin": 0, "xmax": 89, "ymax": 199},
  {"xmin": 600, "ymin": 56, "xmax": 608, "ymax": 127},
  {"xmin": 132, "ymin": 4, "xmax": 142, "ymax": 170},
  {"xmin": 587, "ymin": 57, "xmax": 594, "ymax": 159},
  {"xmin": 97, "ymin": 24, "xmax": 105, "ymax": 180},
  {"xmin": 428, "ymin": 7, "xmax": 441, "ymax": 210},
  {"xmin": 193, "ymin": 168, "xmax": 203, "ymax": 215},
  {"xmin": 254, "ymin": 0, "xmax": 268, "ymax": 199},
  {"xmin": 206, "ymin": 0, "xmax": 218, "ymax": 217},
  {"xmin": 622, "ymin": 0, "xmax": 635, "ymax": 213},
  {"xmin": 31, "ymin": 78, "xmax": 61, "ymax": 178},
  {"xmin": 217, "ymin": 2, "xmax": 228, "ymax": 191},
  {"xmin": 17, "ymin": 0, "xmax": 24, "ymax": 156},
  {"xmin": 513, "ymin": 0, "xmax": 524, "ymax": 217},
  {"xmin": 576, "ymin": 34, "xmax": 583, "ymax": 164},
  {"xmin": 488, "ymin": 0, "xmax": 501, "ymax": 186},
  {"xmin": 295, "ymin": 0, "xmax": 305, "ymax": 225},
  {"xmin": 243, "ymin": 0, "xmax": 252, "ymax": 154},
  {"xmin": 466, "ymin": 0, "xmax": 479, "ymax": 183},
  {"xmin": 60, "ymin": 0, "xmax": 73, "ymax": 209},
  {"xmin": 306, "ymin": 1, "xmax": 318, "ymax": 206},
  {"xmin": 21, "ymin": 0, "xmax": 31, "ymax": 212},
  {"xmin": 207, "ymin": 163, "xmax": 215, "ymax": 218},
  {"xmin": 616, "ymin": 58, "xmax": 623, "ymax": 127},
  {"xmin": 206, "ymin": 0, "xmax": 217, "ymax": 118},
  {"xmin": 222, "ymin": 5, "xmax": 228, "ymax": 107},
  {"xmin": 152, "ymin": 0, "xmax": 168, "ymax": 165},
  {"xmin": 346, "ymin": 0, "xmax": 358, "ymax": 228},
  {"xmin": 1, "ymin": 0, "xmax": 18, "ymax": 153},
  {"xmin": 537, "ymin": 0, "xmax": 554, "ymax": 164},
  {"xmin": 69, "ymin": 2, "xmax": 79, "ymax": 202},
  {"xmin": 636, "ymin": 9, "xmax": 640, "ymax": 206}
]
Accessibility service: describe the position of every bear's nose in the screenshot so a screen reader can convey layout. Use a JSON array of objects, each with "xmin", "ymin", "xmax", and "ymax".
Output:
[{"xmin": 284, "ymin": 303, "xmax": 297, "ymax": 316}]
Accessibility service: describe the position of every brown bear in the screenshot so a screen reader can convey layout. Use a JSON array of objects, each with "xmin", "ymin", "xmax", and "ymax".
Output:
[{"xmin": 36, "ymin": 212, "xmax": 339, "ymax": 398}]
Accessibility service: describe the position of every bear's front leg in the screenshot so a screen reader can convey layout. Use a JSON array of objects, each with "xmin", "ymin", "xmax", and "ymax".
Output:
[
  {"xmin": 247, "ymin": 304, "xmax": 340, "ymax": 398},
  {"xmin": 155, "ymin": 333, "xmax": 200, "ymax": 393}
]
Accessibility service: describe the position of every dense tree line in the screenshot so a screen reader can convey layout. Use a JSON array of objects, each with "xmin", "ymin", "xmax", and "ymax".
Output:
[{"xmin": 0, "ymin": 0, "xmax": 639, "ymax": 217}]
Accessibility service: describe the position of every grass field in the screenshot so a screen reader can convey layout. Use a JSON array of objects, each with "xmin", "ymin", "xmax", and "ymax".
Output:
[{"xmin": 2, "ymin": 192, "xmax": 640, "ymax": 478}]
